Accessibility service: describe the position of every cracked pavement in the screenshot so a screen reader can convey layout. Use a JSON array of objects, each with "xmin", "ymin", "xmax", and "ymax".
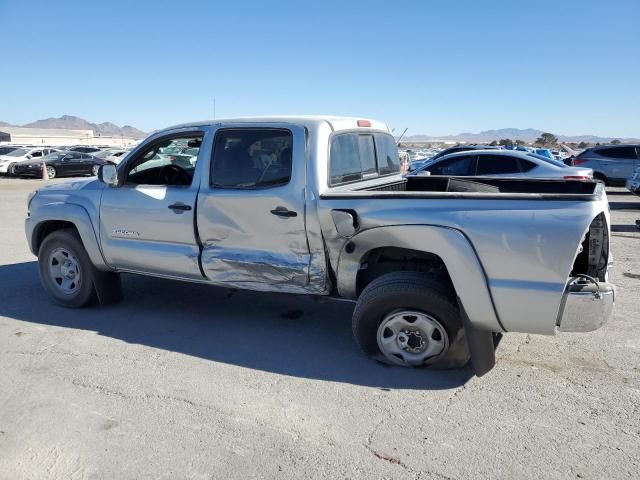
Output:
[{"xmin": 0, "ymin": 178, "xmax": 639, "ymax": 479}]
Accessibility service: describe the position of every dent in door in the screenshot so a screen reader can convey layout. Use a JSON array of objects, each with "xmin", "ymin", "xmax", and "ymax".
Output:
[{"xmin": 201, "ymin": 245, "xmax": 310, "ymax": 290}]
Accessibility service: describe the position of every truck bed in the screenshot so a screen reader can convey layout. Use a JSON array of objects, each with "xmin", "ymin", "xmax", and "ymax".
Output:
[{"xmin": 322, "ymin": 176, "xmax": 601, "ymax": 199}]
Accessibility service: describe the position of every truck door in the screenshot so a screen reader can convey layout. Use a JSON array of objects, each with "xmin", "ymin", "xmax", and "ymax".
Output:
[
  {"xmin": 99, "ymin": 129, "xmax": 207, "ymax": 279},
  {"xmin": 197, "ymin": 125, "xmax": 311, "ymax": 291}
]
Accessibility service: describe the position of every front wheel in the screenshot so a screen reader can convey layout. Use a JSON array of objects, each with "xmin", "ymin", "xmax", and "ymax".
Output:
[
  {"xmin": 38, "ymin": 229, "xmax": 96, "ymax": 308},
  {"xmin": 46, "ymin": 165, "xmax": 57, "ymax": 179},
  {"xmin": 91, "ymin": 164, "xmax": 100, "ymax": 176},
  {"xmin": 352, "ymin": 272, "xmax": 467, "ymax": 368}
]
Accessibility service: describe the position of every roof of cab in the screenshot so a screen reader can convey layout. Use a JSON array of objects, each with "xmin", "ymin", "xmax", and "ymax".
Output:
[{"xmin": 162, "ymin": 116, "xmax": 391, "ymax": 134}]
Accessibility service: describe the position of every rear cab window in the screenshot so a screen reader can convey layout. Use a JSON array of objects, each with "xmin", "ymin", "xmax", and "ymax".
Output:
[{"xmin": 329, "ymin": 132, "xmax": 400, "ymax": 185}]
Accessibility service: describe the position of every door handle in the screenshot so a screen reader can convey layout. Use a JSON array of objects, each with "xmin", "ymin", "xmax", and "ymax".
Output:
[
  {"xmin": 270, "ymin": 206, "xmax": 297, "ymax": 218},
  {"xmin": 168, "ymin": 202, "xmax": 192, "ymax": 212}
]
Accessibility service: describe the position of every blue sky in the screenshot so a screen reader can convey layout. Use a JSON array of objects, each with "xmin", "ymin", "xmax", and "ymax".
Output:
[{"xmin": 1, "ymin": 0, "xmax": 639, "ymax": 137}]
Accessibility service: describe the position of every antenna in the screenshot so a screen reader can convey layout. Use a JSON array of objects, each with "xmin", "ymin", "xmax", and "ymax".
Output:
[{"xmin": 396, "ymin": 127, "xmax": 408, "ymax": 145}]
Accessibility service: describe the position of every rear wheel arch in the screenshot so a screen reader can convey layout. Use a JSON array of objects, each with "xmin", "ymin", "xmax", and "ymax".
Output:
[
  {"xmin": 356, "ymin": 246, "xmax": 455, "ymax": 298},
  {"xmin": 335, "ymin": 225, "xmax": 503, "ymax": 333},
  {"xmin": 593, "ymin": 171, "xmax": 608, "ymax": 185}
]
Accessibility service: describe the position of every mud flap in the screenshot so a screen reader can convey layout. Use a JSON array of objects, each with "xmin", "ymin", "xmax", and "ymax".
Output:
[
  {"xmin": 457, "ymin": 296, "xmax": 496, "ymax": 377},
  {"xmin": 91, "ymin": 265, "xmax": 123, "ymax": 306}
]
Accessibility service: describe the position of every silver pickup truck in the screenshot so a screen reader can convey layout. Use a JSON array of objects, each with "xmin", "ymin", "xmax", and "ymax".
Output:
[{"xmin": 25, "ymin": 116, "xmax": 615, "ymax": 376}]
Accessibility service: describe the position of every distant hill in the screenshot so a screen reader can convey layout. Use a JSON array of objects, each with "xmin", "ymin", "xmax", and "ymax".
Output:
[
  {"xmin": 402, "ymin": 128, "xmax": 640, "ymax": 144},
  {"xmin": 0, "ymin": 115, "xmax": 147, "ymax": 139}
]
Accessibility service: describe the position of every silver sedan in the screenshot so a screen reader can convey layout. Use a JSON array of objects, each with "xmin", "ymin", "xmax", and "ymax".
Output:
[{"xmin": 411, "ymin": 149, "xmax": 593, "ymax": 180}]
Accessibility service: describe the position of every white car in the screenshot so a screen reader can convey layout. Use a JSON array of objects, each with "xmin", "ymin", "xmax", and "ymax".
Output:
[
  {"xmin": 411, "ymin": 149, "xmax": 593, "ymax": 180},
  {"xmin": 0, "ymin": 147, "xmax": 60, "ymax": 175},
  {"xmin": 91, "ymin": 148, "xmax": 130, "ymax": 165}
]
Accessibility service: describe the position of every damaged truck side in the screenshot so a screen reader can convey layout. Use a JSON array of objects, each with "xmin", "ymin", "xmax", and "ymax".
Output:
[{"xmin": 25, "ymin": 116, "xmax": 615, "ymax": 376}]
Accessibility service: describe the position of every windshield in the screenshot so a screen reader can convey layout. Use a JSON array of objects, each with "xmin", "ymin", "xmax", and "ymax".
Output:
[
  {"xmin": 527, "ymin": 153, "xmax": 567, "ymax": 168},
  {"xmin": 6, "ymin": 148, "xmax": 29, "ymax": 157}
]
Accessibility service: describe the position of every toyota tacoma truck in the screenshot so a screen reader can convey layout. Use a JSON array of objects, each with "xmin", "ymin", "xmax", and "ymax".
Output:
[{"xmin": 25, "ymin": 116, "xmax": 615, "ymax": 376}]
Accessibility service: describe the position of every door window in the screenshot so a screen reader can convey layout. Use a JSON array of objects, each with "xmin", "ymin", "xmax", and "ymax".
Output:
[
  {"xmin": 596, "ymin": 147, "xmax": 637, "ymax": 159},
  {"xmin": 211, "ymin": 129, "xmax": 292, "ymax": 189},
  {"xmin": 31, "ymin": 151, "xmax": 43, "ymax": 158},
  {"xmin": 429, "ymin": 155, "xmax": 474, "ymax": 175},
  {"xmin": 125, "ymin": 134, "xmax": 203, "ymax": 186},
  {"xmin": 476, "ymin": 155, "xmax": 521, "ymax": 175}
]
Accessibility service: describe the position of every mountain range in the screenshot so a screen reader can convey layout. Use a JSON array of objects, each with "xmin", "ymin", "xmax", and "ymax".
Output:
[
  {"xmin": 401, "ymin": 128, "xmax": 639, "ymax": 144},
  {"xmin": 0, "ymin": 115, "xmax": 146, "ymax": 139},
  {"xmin": 1, "ymin": 117, "xmax": 637, "ymax": 144}
]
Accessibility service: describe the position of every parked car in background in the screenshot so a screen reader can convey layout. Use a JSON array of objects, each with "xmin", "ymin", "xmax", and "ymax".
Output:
[
  {"xmin": 91, "ymin": 148, "xmax": 130, "ymax": 165},
  {"xmin": 410, "ymin": 150, "xmax": 593, "ymax": 180},
  {"xmin": 534, "ymin": 148, "xmax": 554, "ymax": 160},
  {"xmin": 0, "ymin": 146, "xmax": 23, "ymax": 157},
  {"xmin": 627, "ymin": 164, "xmax": 640, "ymax": 196},
  {"xmin": 572, "ymin": 144, "xmax": 640, "ymax": 185},
  {"xmin": 0, "ymin": 147, "xmax": 60, "ymax": 175},
  {"xmin": 12, "ymin": 151, "xmax": 109, "ymax": 179},
  {"xmin": 429, "ymin": 144, "xmax": 502, "ymax": 162},
  {"xmin": 105, "ymin": 150, "xmax": 129, "ymax": 164},
  {"xmin": 67, "ymin": 146, "xmax": 103, "ymax": 154}
]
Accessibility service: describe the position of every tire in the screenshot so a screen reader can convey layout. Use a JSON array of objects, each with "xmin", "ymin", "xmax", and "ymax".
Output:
[
  {"xmin": 38, "ymin": 229, "xmax": 96, "ymax": 308},
  {"xmin": 352, "ymin": 272, "xmax": 467, "ymax": 368},
  {"xmin": 46, "ymin": 165, "xmax": 57, "ymax": 179},
  {"xmin": 7, "ymin": 163, "xmax": 16, "ymax": 176},
  {"xmin": 593, "ymin": 172, "xmax": 608, "ymax": 186},
  {"xmin": 91, "ymin": 165, "xmax": 100, "ymax": 176}
]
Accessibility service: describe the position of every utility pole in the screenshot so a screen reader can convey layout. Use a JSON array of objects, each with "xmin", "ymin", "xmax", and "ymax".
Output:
[{"xmin": 213, "ymin": 98, "xmax": 216, "ymax": 120}]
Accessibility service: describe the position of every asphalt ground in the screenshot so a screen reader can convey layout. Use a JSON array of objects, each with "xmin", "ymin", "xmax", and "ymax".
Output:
[{"xmin": 0, "ymin": 177, "xmax": 639, "ymax": 479}]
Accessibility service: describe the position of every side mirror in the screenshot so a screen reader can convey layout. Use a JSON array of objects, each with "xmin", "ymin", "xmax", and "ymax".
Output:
[
  {"xmin": 26, "ymin": 155, "xmax": 32, "ymax": 159},
  {"xmin": 98, "ymin": 164, "xmax": 118, "ymax": 186}
]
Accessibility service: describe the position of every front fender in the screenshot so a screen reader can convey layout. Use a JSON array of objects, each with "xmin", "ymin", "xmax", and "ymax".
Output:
[
  {"xmin": 335, "ymin": 224, "xmax": 503, "ymax": 332},
  {"xmin": 26, "ymin": 203, "xmax": 109, "ymax": 270}
]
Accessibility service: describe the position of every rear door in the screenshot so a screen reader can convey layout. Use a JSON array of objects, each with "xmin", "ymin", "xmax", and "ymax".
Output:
[
  {"xmin": 196, "ymin": 125, "xmax": 311, "ymax": 290},
  {"xmin": 61, "ymin": 152, "xmax": 85, "ymax": 175},
  {"xmin": 596, "ymin": 146, "xmax": 638, "ymax": 181}
]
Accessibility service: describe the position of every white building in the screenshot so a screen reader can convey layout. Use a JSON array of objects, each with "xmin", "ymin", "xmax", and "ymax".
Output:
[{"xmin": 0, "ymin": 126, "xmax": 138, "ymax": 147}]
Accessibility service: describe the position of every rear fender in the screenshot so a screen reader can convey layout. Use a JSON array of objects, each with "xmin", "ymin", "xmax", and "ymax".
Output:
[{"xmin": 336, "ymin": 225, "xmax": 502, "ymax": 332}]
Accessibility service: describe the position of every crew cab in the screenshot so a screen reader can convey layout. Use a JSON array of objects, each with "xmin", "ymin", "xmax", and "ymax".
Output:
[{"xmin": 25, "ymin": 117, "xmax": 615, "ymax": 376}]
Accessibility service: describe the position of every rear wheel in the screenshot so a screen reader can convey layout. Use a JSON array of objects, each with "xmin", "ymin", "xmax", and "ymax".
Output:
[
  {"xmin": 593, "ymin": 172, "xmax": 608, "ymax": 185},
  {"xmin": 46, "ymin": 165, "xmax": 57, "ymax": 179},
  {"xmin": 7, "ymin": 163, "xmax": 17, "ymax": 176},
  {"xmin": 91, "ymin": 164, "xmax": 100, "ymax": 176},
  {"xmin": 38, "ymin": 229, "xmax": 96, "ymax": 308},
  {"xmin": 352, "ymin": 272, "xmax": 468, "ymax": 368}
]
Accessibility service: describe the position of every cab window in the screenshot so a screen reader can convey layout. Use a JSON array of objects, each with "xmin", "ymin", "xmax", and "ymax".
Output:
[
  {"xmin": 124, "ymin": 134, "xmax": 203, "ymax": 186},
  {"xmin": 211, "ymin": 128, "xmax": 292, "ymax": 189}
]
